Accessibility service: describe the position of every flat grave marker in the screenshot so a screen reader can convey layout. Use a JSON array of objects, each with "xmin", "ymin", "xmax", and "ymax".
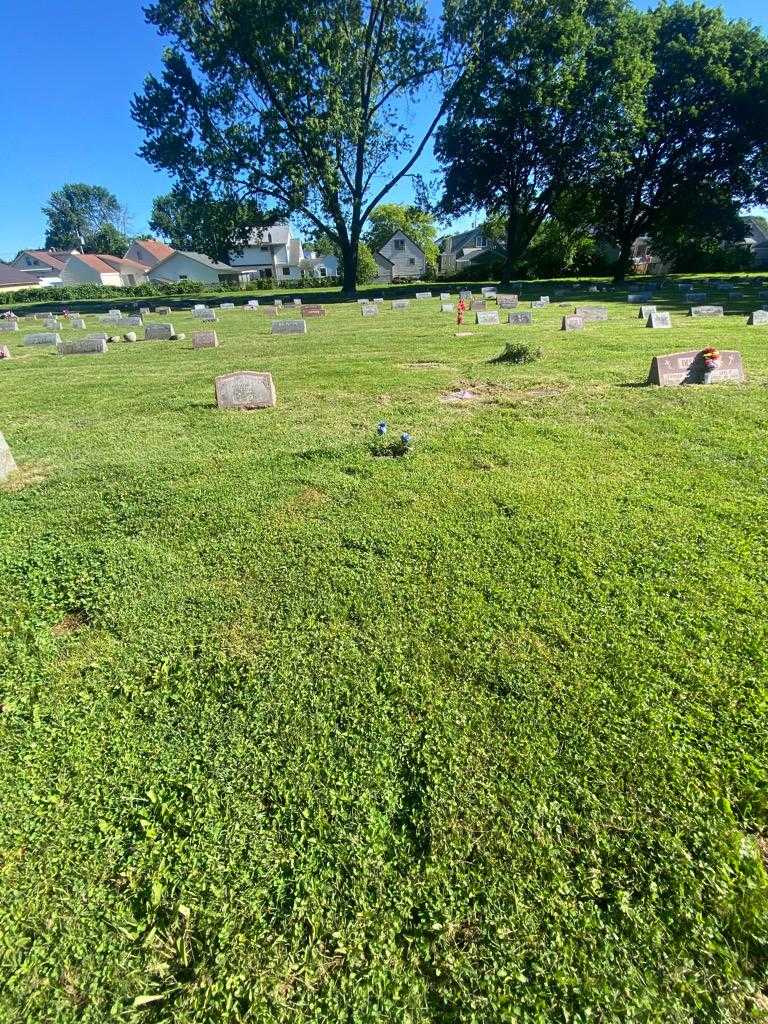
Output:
[
  {"xmin": 145, "ymin": 323, "xmax": 175, "ymax": 340},
  {"xmin": 57, "ymin": 337, "xmax": 108, "ymax": 356},
  {"xmin": 392, "ymin": 300, "xmax": 409, "ymax": 311},
  {"xmin": 647, "ymin": 311, "xmax": 672, "ymax": 329},
  {"xmin": 24, "ymin": 333, "xmax": 60, "ymax": 346},
  {"xmin": 508, "ymin": 312, "xmax": 533, "ymax": 326},
  {"xmin": 301, "ymin": 305, "xmax": 326, "ymax": 317},
  {"xmin": 196, "ymin": 310, "xmax": 217, "ymax": 322},
  {"xmin": 530, "ymin": 300, "xmax": 547, "ymax": 309},
  {"xmin": 69, "ymin": 317, "xmax": 86, "ymax": 329},
  {"xmin": 193, "ymin": 331, "xmax": 219, "ymax": 348},
  {"xmin": 574, "ymin": 306, "xmax": 608, "ymax": 322},
  {"xmin": 44, "ymin": 320, "xmax": 62, "ymax": 330},
  {"xmin": 648, "ymin": 349, "xmax": 745, "ymax": 386},
  {"xmin": 0, "ymin": 321, "xmax": 19, "ymax": 332},
  {"xmin": 215, "ymin": 371, "xmax": 276, "ymax": 409},
  {"xmin": 690, "ymin": 305, "xmax": 724, "ymax": 318},
  {"xmin": 562, "ymin": 315, "xmax": 583, "ymax": 331},
  {"xmin": 0, "ymin": 432, "xmax": 17, "ymax": 481},
  {"xmin": 220, "ymin": 302, "xmax": 236, "ymax": 309},
  {"xmin": 271, "ymin": 319, "xmax": 307, "ymax": 334},
  {"xmin": 360, "ymin": 304, "xmax": 379, "ymax": 317}
]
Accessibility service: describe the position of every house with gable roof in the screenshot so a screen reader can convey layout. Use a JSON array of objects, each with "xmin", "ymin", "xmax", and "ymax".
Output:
[
  {"xmin": 228, "ymin": 223, "xmax": 338, "ymax": 280},
  {"xmin": 124, "ymin": 238, "xmax": 176, "ymax": 268},
  {"xmin": 60, "ymin": 253, "xmax": 150, "ymax": 287},
  {"xmin": 438, "ymin": 227, "xmax": 503, "ymax": 275}
]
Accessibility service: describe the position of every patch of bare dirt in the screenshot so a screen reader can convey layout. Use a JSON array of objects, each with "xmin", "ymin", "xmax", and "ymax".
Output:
[
  {"xmin": 52, "ymin": 612, "xmax": 88, "ymax": 636},
  {"xmin": 440, "ymin": 381, "xmax": 568, "ymax": 405},
  {"xmin": 1, "ymin": 464, "xmax": 50, "ymax": 492},
  {"xmin": 401, "ymin": 361, "xmax": 452, "ymax": 370}
]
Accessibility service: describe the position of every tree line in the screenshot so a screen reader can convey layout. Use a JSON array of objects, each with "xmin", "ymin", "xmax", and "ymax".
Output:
[{"xmin": 127, "ymin": 0, "xmax": 768, "ymax": 290}]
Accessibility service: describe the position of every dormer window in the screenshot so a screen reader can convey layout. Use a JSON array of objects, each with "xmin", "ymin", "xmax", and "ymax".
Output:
[{"xmin": 393, "ymin": 239, "xmax": 405, "ymax": 251}]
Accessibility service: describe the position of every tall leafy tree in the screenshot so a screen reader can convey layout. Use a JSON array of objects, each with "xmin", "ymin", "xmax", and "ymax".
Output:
[
  {"xmin": 364, "ymin": 203, "xmax": 439, "ymax": 272},
  {"xmin": 150, "ymin": 187, "xmax": 265, "ymax": 262},
  {"xmin": 43, "ymin": 183, "xmax": 129, "ymax": 251},
  {"xmin": 133, "ymin": 0, "xmax": 462, "ymax": 294},
  {"xmin": 589, "ymin": 1, "xmax": 768, "ymax": 281},
  {"xmin": 436, "ymin": 0, "xmax": 642, "ymax": 282}
]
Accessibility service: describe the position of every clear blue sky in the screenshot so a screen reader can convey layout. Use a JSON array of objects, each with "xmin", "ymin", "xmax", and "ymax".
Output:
[{"xmin": 2, "ymin": 0, "xmax": 766, "ymax": 260}]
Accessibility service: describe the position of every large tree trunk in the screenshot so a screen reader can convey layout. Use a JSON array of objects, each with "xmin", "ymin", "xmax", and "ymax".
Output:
[
  {"xmin": 612, "ymin": 236, "xmax": 634, "ymax": 284},
  {"xmin": 500, "ymin": 204, "xmax": 533, "ymax": 285},
  {"xmin": 341, "ymin": 239, "xmax": 358, "ymax": 297}
]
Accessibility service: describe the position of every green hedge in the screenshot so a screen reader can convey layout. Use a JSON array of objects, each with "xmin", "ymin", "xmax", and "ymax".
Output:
[{"xmin": 1, "ymin": 276, "xmax": 340, "ymax": 307}]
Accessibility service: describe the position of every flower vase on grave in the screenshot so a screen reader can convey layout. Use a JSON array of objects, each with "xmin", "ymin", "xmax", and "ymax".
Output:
[{"xmin": 702, "ymin": 347, "xmax": 720, "ymax": 384}]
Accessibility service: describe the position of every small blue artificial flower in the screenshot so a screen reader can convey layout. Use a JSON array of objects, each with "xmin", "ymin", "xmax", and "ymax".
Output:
[
  {"xmin": 401, "ymin": 432, "xmax": 412, "ymax": 445},
  {"xmin": 377, "ymin": 421, "xmax": 388, "ymax": 435}
]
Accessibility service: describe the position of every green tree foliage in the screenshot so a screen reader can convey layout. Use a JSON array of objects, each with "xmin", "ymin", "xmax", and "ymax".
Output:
[
  {"xmin": 133, "ymin": 0, "xmax": 460, "ymax": 294},
  {"xmin": 85, "ymin": 223, "xmax": 132, "ymax": 258},
  {"xmin": 647, "ymin": 187, "xmax": 752, "ymax": 272},
  {"xmin": 311, "ymin": 235, "xmax": 378, "ymax": 284},
  {"xmin": 436, "ymin": 0, "xmax": 641, "ymax": 281},
  {"xmin": 364, "ymin": 203, "xmax": 439, "ymax": 273},
  {"xmin": 588, "ymin": 1, "xmax": 768, "ymax": 281},
  {"xmin": 150, "ymin": 188, "xmax": 265, "ymax": 263},
  {"xmin": 43, "ymin": 183, "xmax": 129, "ymax": 252}
]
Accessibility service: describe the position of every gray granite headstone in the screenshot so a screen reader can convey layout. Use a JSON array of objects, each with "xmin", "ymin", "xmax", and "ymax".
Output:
[
  {"xmin": 508, "ymin": 312, "xmax": 533, "ymax": 326},
  {"xmin": 747, "ymin": 310, "xmax": 768, "ymax": 326},
  {"xmin": 292, "ymin": 299, "xmax": 302, "ymax": 306},
  {"xmin": 562, "ymin": 315, "xmax": 583, "ymax": 331},
  {"xmin": 0, "ymin": 432, "xmax": 17, "ymax": 481},
  {"xmin": 441, "ymin": 303, "xmax": 454, "ymax": 313},
  {"xmin": 530, "ymin": 300, "xmax": 547, "ymax": 309},
  {"xmin": 539, "ymin": 296, "xmax": 550, "ymax": 305},
  {"xmin": 301, "ymin": 305, "xmax": 326, "ymax": 317},
  {"xmin": 0, "ymin": 321, "xmax": 19, "ymax": 332},
  {"xmin": 360, "ymin": 304, "xmax": 378, "ymax": 317},
  {"xmin": 215, "ymin": 371, "xmax": 276, "ymax": 409},
  {"xmin": 69, "ymin": 317, "xmax": 86, "ymax": 329},
  {"xmin": 0, "ymin": 345, "xmax": 10, "ymax": 359},
  {"xmin": 85, "ymin": 333, "xmax": 109, "ymax": 342},
  {"xmin": 24, "ymin": 332, "xmax": 60, "ymax": 346},
  {"xmin": 271, "ymin": 319, "xmax": 307, "ymax": 334},
  {"xmin": 373, "ymin": 297, "xmax": 384, "ymax": 304},
  {"xmin": 193, "ymin": 331, "xmax": 219, "ymax": 348},
  {"xmin": 639, "ymin": 305, "xmax": 657, "ymax": 319},
  {"xmin": 155, "ymin": 306, "xmax": 171, "ymax": 315},
  {"xmin": 392, "ymin": 300, "xmax": 409, "ymax": 311},
  {"xmin": 274, "ymin": 299, "xmax": 283, "ymax": 308},
  {"xmin": 145, "ymin": 323, "xmax": 175, "ymax": 340},
  {"xmin": 57, "ymin": 337, "xmax": 108, "ymax": 356},
  {"xmin": 648, "ymin": 349, "xmax": 745, "ymax": 385},
  {"xmin": 139, "ymin": 307, "xmax": 151, "ymax": 316},
  {"xmin": 690, "ymin": 306, "xmax": 724, "ymax": 318},
  {"xmin": 470, "ymin": 300, "xmax": 486, "ymax": 312},
  {"xmin": 196, "ymin": 310, "xmax": 217, "ymax": 322},
  {"xmin": 574, "ymin": 306, "xmax": 608, "ymax": 322},
  {"xmin": 497, "ymin": 295, "xmax": 519, "ymax": 308},
  {"xmin": 121, "ymin": 316, "xmax": 143, "ymax": 327},
  {"xmin": 247, "ymin": 300, "xmax": 259, "ymax": 308},
  {"xmin": 459, "ymin": 290, "xmax": 472, "ymax": 301},
  {"xmin": 415, "ymin": 291, "xmax": 432, "ymax": 300},
  {"xmin": 628, "ymin": 293, "xmax": 653, "ymax": 303},
  {"xmin": 440, "ymin": 292, "xmax": 451, "ymax": 300},
  {"xmin": 476, "ymin": 310, "xmax": 500, "ymax": 325},
  {"xmin": 481, "ymin": 287, "xmax": 497, "ymax": 296},
  {"xmin": 647, "ymin": 311, "xmax": 671, "ymax": 328},
  {"xmin": 220, "ymin": 302, "xmax": 236, "ymax": 309},
  {"xmin": 44, "ymin": 320, "xmax": 62, "ymax": 330}
]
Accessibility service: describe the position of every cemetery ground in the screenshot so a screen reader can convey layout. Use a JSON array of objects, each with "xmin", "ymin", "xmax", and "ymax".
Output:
[{"xmin": 1, "ymin": 281, "xmax": 767, "ymax": 1022}]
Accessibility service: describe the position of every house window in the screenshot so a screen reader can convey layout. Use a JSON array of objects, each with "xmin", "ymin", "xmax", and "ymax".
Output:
[
  {"xmin": 26, "ymin": 257, "xmax": 33, "ymax": 266},
  {"xmin": 409, "ymin": 258, "xmax": 415, "ymax": 265},
  {"xmin": 319, "ymin": 268, "xmax": 326, "ymax": 277},
  {"xmin": 127, "ymin": 274, "xmax": 136, "ymax": 286},
  {"xmin": 261, "ymin": 246, "xmax": 270, "ymax": 253},
  {"xmin": 179, "ymin": 275, "xmax": 187, "ymax": 280},
  {"xmin": 393, "ymin": 239, "xmax": 405, "ymax": 251},
  {"xmin": 259, "ymin": 269, "xmax": 273, "ymax": 279},
  {"xmin": 281, "ymin": 267, "xmax": 291, "ymax": 276}
]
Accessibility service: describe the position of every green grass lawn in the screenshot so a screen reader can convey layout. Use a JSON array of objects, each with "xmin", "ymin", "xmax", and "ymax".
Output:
[{"xmin": 1, "ymin": 281, "xmax": 767, "ymax": 1022}]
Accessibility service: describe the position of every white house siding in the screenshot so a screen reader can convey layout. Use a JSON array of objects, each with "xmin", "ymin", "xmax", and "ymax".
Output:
[
  {"xmin": 124, "ymin": 241, "xmax": 165, "ymax": 268},
  {"xmin": 373, "ymin": 252, "xmax": 394, "ymax": 283},
  {"xmin": 147, "ymin": 253, "xmax": 223, "ymax": 284},
  {"xmin": 377, "ymin": 231, "xmax": 425, "ymax": 279},
  {"xmin": 60, "ymin": 259, "xmax": 122, "ymax": 287}
]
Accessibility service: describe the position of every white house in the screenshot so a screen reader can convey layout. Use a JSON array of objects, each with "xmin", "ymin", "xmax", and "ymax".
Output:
[
  {"xmin": 375, "ymin": 231, "xmax": 426, "ymax": 280},
  {"xmin": 124, "ymin": 238, "xmax": 175, "ymax": 268},
  {"xmin": 373, "ymin": 251, "xmax": 395, "ymax": 284},
  {"xmin": 228, "ymin": 224, "xmax": 339, "ymax": 280},
  {"xmin": 147, "ymin": 251, "xmax": 242, "ymax": 285},
  {"xmin": 10, "ymin": 249, "xmax": 74, "ymax": 286},
  {"xmin": 438, "ymin": 228, "xmax": 502, "ymax": 274},
  {"xmin": 60, "ymin": 253, "xmax": 150, "ymax": 287}
]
